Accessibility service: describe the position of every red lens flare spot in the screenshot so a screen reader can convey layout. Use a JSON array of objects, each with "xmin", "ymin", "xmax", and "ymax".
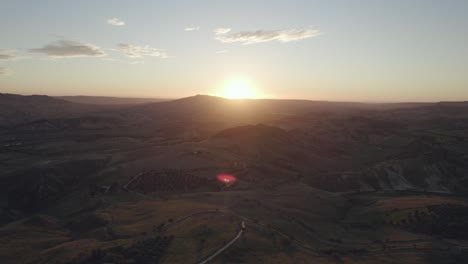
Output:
[{"xmin": 217, "ymin": 174, "xmax": 237, "ymax": 184}]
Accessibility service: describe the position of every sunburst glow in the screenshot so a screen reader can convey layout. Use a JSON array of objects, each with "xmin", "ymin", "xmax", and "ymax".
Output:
[{"xmin": 220, "ymin": 78, "xmax": 258, "ymax": 99}]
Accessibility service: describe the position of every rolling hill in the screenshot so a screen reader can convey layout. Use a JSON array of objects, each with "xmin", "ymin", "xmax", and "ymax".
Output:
[{"xmin": 2, "ymin": 93, "xmax": 468, "ymax": 263}]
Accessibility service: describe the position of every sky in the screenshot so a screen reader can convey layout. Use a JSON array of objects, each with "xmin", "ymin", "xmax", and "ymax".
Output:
[{"xmin": 0, "ymin": 0, "xmax": 467, "ymax": 102}]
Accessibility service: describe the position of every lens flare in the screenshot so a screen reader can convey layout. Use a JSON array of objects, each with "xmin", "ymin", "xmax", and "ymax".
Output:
[{"xmin": 217, "ymin": 174, "xmax": 237, "ymax": 184}]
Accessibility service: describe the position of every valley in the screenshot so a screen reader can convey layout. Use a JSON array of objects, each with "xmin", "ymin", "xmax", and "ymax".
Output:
[{"xmin": 1, "ymin": 94, "xmax": 468, "ymax": 264}]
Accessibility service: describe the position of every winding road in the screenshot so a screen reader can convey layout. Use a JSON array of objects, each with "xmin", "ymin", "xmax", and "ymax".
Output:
[
  {"xmin": 160, "ymin": 210, "xmax": 246, "ymax": 264},
  {"xmin": 123, "ymin": 175, "xmax": 464, "ymax": 263},
  {"xmin": 197, "ymin": 221, "xmax": 246, "ymax": 264}
]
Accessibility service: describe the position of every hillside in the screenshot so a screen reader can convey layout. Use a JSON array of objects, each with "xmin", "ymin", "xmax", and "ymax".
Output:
[
  {"xmin": 0, "ymin": 93, "xmax": 110, "ymax": 127},
  {"xmin": 1, "ymin": 93, "xmax": 468, "ymax": 263},
  {"xmin": 57, "ymin": 96, "xmax": 168, "ymax": 105}
]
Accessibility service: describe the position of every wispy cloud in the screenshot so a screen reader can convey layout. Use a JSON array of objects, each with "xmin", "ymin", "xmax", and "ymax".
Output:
[
  {"xmin": 184, "ymin": 27, "xmax": 200, "ymax": 31},
  {"xmin": 129, "ymin": 60, "xmax": 145, "ymax": 65},
  {"xmin": 215, "ymin": 28, "xmax": 321, "ymax": 45},
  {"xmin": 118, "ymin": 43, "xmax": 167, "ymax": 58},
  {"xmin": 0, "ymin": 67, "xmax": 10, "ymax": 76},
  {"xmin": 214, "ymin": 28, "xmax": 231, "ymax": 35},
  {"xmin": 0, "ymin": 49, "xmax": 17, "ymax": 61},
  {"xmin": 215, "ymin": 50, "xmax": 228, "ymax": 54},
  {"xmin": 29, "ymin": 40, "xmax": 106, "ymax": 58},
  {"xmin": 107, "ymin": 18, "xmax": 126, "ymax": 26},
  {"xmin": 0, "ymin": 49, "xmax": 30, "ymax": 61}
]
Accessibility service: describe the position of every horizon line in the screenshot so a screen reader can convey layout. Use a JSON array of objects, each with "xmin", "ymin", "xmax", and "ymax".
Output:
[{"xmin": 2, "ymin": 92, "xmax": 467, "ymax": 104}]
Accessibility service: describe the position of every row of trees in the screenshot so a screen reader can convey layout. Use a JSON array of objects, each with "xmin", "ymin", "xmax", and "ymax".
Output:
[
  {"xmin": 392, "ymin": 204, "xmax": 468, "ymax": 240},
  {"xmin": 128, "ymin": 171, "xmax": 209, "ymax": 194}
]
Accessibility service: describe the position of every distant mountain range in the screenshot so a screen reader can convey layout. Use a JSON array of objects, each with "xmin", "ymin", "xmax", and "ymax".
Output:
[{"xmin": 56, "ymin": 95, "xmax": 168, "ymax": 105}]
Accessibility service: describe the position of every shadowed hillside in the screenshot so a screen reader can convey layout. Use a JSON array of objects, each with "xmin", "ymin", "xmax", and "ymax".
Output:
[
  {"xmin": 1, "ymin": 93, "xmax": 468, "ymax": 264},
  {"xmin": 57, "ymin": 96, "xmax": 168, "ymax": 105}
]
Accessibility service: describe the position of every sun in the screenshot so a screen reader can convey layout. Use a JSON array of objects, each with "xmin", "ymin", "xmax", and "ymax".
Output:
[{"xmin": 221, "ymin": 78, "xmax": 258, "ymax": 99}]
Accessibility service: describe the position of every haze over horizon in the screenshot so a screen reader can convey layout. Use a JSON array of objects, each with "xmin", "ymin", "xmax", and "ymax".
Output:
[
  {"xmin": 1, "ymin": 0, "xmax": 467, "ymax": 102},
  {"xmin": 5, "ymin": 93, "xmax": 468, "ymax": 105}
]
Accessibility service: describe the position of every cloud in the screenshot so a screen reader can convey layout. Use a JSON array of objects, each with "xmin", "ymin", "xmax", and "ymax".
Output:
[
  {"xmin": 0, "ymin": 49, "xmax": 17, "ymax": 61},
  {"xmin": 214, "ymin": 28, "xmax": 231, "ymax": 35},
  {"xmin": 215, "ymin": 28, "xmax": 321, "ymax": 45},
  {"xmin": 129, "ymin": 61, "xmax": 144, "ymax": 65},
  {"xmin": 0, "ymin": 49, "xmax": 31, "ymax": 61},
  {"xmin": 29, "ymin": 40, "xmax": 106, "ymax": 58},
  {"xmin": 0, "ymin": 67, "xmax": 10, "ymax": 76},
  {"xmin": 0, "ymin": 49, "xmax": 30, "ymax": 61},
  {"xmin": 107, "ymin": 18, "xmax": 126, "ymax": 26},
  {"xmin": 0, "ymin": 54, "xmax": 15, "ymax": 60},
  {"xmin": 215, "ymin": 50, "xmax": 228, "ymax": 54},
  {"xmin": 118, "ymin": 43, "xmax": 167, "ymax": 58},
  {"xmin": 184, "ymin": 27, "xmax": 200, "ymax": 31}
]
